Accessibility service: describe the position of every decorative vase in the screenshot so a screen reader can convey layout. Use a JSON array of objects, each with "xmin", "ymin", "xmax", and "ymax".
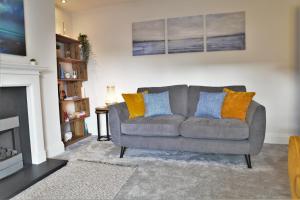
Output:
[
  {"xmin": 30, "ymin": 61, "xmax": 37, "ymax": 65},
  {"xmin": 65, "ymin": 102, "xmax": 75, "ymax": 115},
  {"xmin": 72, "ymin": 71, "xmax": 77, "ymax": 79},
  {"xmin": 65, "ymin": 72, "xmax": 71, "ymax": 79},
  {"xmin": 64, "ymin": 132, "xmax": 72, "ymax": 142}
]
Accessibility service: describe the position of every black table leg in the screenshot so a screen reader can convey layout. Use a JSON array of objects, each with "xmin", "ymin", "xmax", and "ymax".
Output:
[
  {"xmin": 105, "ymin": 113, "xmax": 110, "ymax": 141},
  {"xmin": 97, "ymin": 113, "xmax": 101, "ymax": 141}
]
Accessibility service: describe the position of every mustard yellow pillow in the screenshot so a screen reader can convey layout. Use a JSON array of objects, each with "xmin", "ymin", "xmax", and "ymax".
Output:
[
  {"xmin": 122, "ymin": 92, "xmax": 147, "ymax": 119},
  {"xmin": 221, "ymin": 88, "xmax": 255, "ymax": 121}
]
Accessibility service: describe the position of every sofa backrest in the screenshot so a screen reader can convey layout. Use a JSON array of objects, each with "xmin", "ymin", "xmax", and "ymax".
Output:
[
  {"xmin": 137, "ymin": 85, "xmax": 188, "ymax": 116},
  {"xmin": 187, "ymin": 85, "xmax": 246, "ymax": 116}
]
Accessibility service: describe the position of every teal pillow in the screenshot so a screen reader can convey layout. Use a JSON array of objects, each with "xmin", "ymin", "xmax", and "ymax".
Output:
[
  {"xmin": 195, "ymin": 92, "xmax": 226, "ymax": 119},
  {"xmin": 144, "ymin": 91, "xmax": 172, "ymax": 117}
]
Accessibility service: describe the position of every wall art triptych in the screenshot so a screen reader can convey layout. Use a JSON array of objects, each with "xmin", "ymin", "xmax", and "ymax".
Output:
[{"xmin": 132, "ymin": 12, "xmax": 245, "ymax": 56}]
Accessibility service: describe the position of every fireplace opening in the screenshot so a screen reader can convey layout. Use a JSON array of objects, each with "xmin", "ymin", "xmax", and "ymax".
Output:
[
  {"xmin": 0, "ymin": 117, "xmax": 23, "ymax": 180},
  {"xmin": 0, "ymin": 87, "xmax": 31, "ymax": 179}
]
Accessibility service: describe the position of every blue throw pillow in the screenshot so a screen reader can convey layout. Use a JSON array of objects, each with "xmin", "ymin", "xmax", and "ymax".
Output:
[
  {"xmin": 195, "ymin": 92, "xmax": 226, "ymax": 119},
  {"xmin": 144, "ymin": 91, "xmax": 172, "ymax": 117}
]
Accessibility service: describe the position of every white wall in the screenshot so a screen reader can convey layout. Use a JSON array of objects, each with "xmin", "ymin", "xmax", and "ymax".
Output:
[
  {"xmin": 55, "ymin": 6, "xmax": 73, "ymax": 36},
  {"xmin": 0, "ymin": 0, "xmax": 64, "ymax": 157},
  {"xmin": 71, "ymin": 0, "xmax": 300, "ymax": 144}
]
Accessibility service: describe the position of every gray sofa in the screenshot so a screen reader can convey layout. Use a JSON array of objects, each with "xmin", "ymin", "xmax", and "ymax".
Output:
[{"xmin": 109, "ymin": 85, "xmax": 266, "ymax": 168}]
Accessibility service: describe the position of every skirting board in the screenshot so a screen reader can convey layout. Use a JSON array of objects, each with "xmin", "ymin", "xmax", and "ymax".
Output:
[{"xmin": 264, "ymin": 132, "xmax": 294, "ymax": 144}]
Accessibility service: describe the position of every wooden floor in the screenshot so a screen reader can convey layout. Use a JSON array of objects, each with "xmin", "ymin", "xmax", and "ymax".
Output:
[{"xmin": 0, "ymin": 159, "xmax": 67, "ymax": 199}]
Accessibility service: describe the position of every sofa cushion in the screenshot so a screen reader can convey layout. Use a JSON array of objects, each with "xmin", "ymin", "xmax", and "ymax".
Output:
[
  {"xmin": 122, "ymin": 92, "xmax": 147, "ymax": 119},
  {"xmin": 222, "ymin": 88, "xmax": 256, "ymax": 121},
  {"xmin": 195, "ymin": 92, "xmax": 226, "ymax": 119},
  {"xmin": 121, "ymin": 115, "xmax": 185, "ymax": 137},
  {"xmin": 137, "ymin": 85, "xmax": 188, "ymax": 116},
  {"xmin": 180, "ymin": 117, "xmax": 249, "ymax": 140},
  {"xmin": 144, "ymin": 91, "xmax": 172, "ymax": 117},
  {"xmin": 188, "ymin": 85, "xmax": 246, "ymax": 116}
]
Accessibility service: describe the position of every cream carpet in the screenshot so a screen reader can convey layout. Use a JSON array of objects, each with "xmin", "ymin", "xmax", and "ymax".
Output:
[
  {"xmin": 13, "ymin": 137, "xmax": 290, "ymax": 199},
  {"xmin": 12, "ymin": 161, "xmax": 136, "ymax": 200}
]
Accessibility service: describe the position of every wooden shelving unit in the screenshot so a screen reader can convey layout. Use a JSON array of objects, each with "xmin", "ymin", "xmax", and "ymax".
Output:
[{"xmin": 56, "ymin": 34, "xmax": 90, "ymax": 147}]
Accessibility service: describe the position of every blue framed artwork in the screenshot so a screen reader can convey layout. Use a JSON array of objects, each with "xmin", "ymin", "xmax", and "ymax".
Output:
[
  {"xmin": 0, "ymin": 0, "xmax": 26, "ymax": 56},
  {"xmin": 167, "ymin": 15, "xmax": 204, "ymax": 54},
  {"xmin": 132, "ymin": 19, "xmax": 165, "ymax": 56},
  {"xmin": 206, "ymin": 12, "xmax": 245, "ymax": 52}
]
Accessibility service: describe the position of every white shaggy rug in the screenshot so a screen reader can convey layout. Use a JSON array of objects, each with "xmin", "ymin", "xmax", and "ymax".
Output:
[
  {"xmin": 58, "ymin": 140, "xmax": 290, "ymax": 200},
  {"xmin": 12, "ymin": 161, "xmax": 136, "ymax": 200}
]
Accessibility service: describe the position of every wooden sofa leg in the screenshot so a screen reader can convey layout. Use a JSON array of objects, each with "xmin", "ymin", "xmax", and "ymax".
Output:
[
  {"xmin": 120, "ymin": 146, "xmax": 127, "ymax": 158},
  {"xmin": 245, "ymin": 154, "xmax": 252, "ymax": 168}
]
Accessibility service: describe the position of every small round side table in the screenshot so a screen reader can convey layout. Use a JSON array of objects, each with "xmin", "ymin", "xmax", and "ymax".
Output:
[{"xmin": 95, "ymin": 107, "xmax": 110, "ymax": 141}]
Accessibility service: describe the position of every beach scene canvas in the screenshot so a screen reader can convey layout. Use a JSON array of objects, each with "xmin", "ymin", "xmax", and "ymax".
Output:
[
  {"xmin": 0, "ymin": 0, "xmax": 26, "ymax": 56},
  {"xmin": 206, "ymin": 12, "xmax": 245, "ymax": 52},
  {"xmin": 132, "ymin": 19, "xmax": 165, "ymax": 56},
  {"xmin": 167, "ymin": 15, "xmax": 204, "ymax": 54}
]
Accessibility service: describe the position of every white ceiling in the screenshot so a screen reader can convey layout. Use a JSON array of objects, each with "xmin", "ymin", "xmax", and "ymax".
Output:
[
  {"xmin": 56, "ymin": 0, "xmax": 300, "ymax": 12},
  {"xmin": 55, "ymin": 0, "xmax": 137, "ymax": 12}
]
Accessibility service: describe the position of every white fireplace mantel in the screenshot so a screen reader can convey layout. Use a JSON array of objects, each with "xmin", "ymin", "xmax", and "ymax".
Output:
[
  {"xmin": 0, "ymin": 62, "xmax": 48, "ymax": 74},
  {"xmin": 0, "ymin": 62, "xmax": 48, "ymax": 164}
]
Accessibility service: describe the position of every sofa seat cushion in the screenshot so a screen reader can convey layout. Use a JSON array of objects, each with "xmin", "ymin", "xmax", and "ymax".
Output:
[
  {"xmin": 121, "ymin": 115, "xmax": 185, "ymax": 137},
  {"xmin": 180, "ymin": 117, "xmax": 249, "ymax": 140}
]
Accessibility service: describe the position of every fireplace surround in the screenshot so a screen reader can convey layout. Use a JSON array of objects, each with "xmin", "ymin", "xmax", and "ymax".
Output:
[
  {"xmin": 0, "ymin": 62, "xmax": 68, "ymax": 199},
  {"xmin": 0, "ymin": 62, "xmax": 47, "ymax": 164}
]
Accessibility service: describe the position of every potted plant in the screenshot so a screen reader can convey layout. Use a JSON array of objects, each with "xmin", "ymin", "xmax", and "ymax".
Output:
[
  {"xmin": 30, "ymin": 58, "xmax": 38, "ymax": 65},
  {"xmin": 78, "ymin": 33, "xmax": 91, "ymax": 63}
]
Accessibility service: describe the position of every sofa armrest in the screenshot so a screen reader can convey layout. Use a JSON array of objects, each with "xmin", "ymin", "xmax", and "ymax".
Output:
[
  {"xmin": 246, "ymin": 101, "xmax": 266, "ymax": 155},
  {"xmin": 108, "ymin": 102, "xmax": 129, "ymax": 146}
]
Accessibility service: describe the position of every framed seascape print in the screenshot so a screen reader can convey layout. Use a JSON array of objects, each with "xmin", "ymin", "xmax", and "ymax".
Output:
[
  {"xmin": 206, "ymin": 12, "xmax": 245, "ymax": 52},
  {"xmin": 132, "ymin": 19, "xmax": 165, "ymax": 56},
  {"xmin": 167, "ymin": 15, "xmax": 204, "ymax": 54},
  {"xmin": 0, "ymin": 0, "xmax": 27, "ymax": 56}
]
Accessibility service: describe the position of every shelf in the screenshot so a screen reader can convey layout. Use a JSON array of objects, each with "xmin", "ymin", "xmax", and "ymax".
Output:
[
  {"xmin": 64, "ymin": 134, "xmax": 91, "ymax": 147},
  {"xmin": 60, "ymin": 97, "xmax": 89, "ymax": 103},
  {"xmin": 58, "ymin": 78, "xmax": 85, "ymax": 82},
  {"xmin": 56, "ymin": 34, "xmax": 80, "ymax": 44},
  {"xmin": 57, "ymin": 57, "xmax": 85, "ymax": 63},
  {"xmin": 61, "ymin": 117, "xmax": 89, "ymax": 125}
]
